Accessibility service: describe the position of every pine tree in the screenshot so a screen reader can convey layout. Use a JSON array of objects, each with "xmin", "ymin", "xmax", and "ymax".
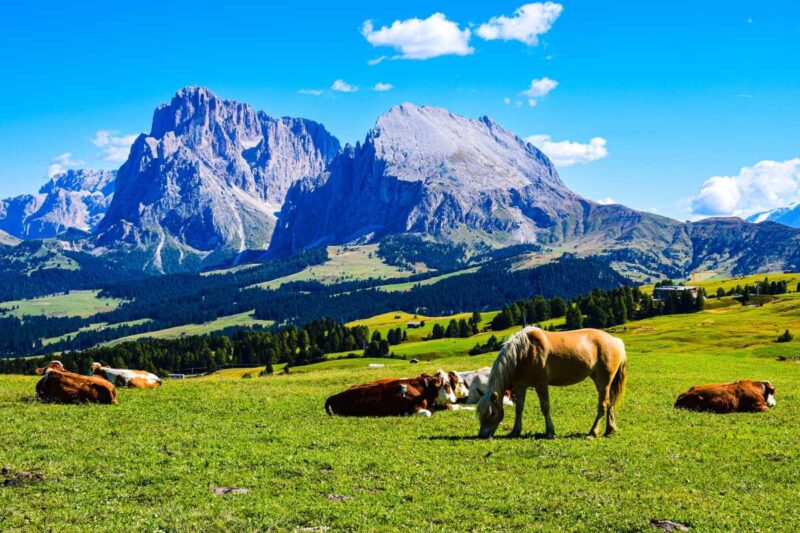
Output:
[{"xmin": 565, "ymin": 304, "xmax": 584, "ymax": 330}]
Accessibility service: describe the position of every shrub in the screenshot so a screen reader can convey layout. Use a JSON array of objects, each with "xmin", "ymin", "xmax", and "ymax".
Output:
[{"xmin": 777, "ymin": 329, "xmax": 794, "ymax": 343}]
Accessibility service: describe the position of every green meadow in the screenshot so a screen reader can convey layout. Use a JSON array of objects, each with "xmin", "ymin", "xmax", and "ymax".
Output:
[
  {"xmin": 0, "ymin": 290, "xmax": 123, "ymax": 318},
  {"xmin": 2, "ymin": 277, "xmax": 800, "ymax": 530}
]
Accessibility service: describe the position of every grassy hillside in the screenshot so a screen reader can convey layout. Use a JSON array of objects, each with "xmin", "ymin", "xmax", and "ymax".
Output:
[
  {"xmin": 104, "ymin": 311, "xmax": 274, "ymax": 346},
  {"xmin": 0, "ymin": 290, "xmax": 124, "ymax": 318},
  {"xmin": 253, "ymin": 245, "xmax": 425, "ymax": 290},
  {"xmin": 1, "ymin": 306, "xmax": 798, "ymax": 529}
]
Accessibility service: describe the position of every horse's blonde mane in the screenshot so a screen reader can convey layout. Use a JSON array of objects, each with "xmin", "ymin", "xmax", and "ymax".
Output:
[
  {"xmin": 477, "ymin": 328, "xmax": 534, "ymax": 423},
  {"xmin": 489, "ymin": 327, "xmax": 535, "ymax": 394}
]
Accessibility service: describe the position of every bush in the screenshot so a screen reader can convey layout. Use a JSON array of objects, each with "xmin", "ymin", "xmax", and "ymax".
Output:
[
  {"xmin": 777, "ymin": 330, "xmax": 794, "ymax": 343},
  {"xmin": 241, "ymin": 372, "xmax": 253, "ymax": 379}
]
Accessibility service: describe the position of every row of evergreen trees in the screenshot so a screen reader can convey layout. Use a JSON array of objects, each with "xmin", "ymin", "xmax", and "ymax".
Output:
[
  {"xmin": 430, "ymin": 312, "xmax": 482, "ymax": 339},
  {"xmin": 493, "ymin": 285, "xmax": 706, "ymax": 332}
]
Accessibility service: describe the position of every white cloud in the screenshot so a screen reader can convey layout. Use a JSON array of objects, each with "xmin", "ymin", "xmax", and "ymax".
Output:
[
  {"xmin": 373, "ymin": 82, "xmax": 394, "ymax": 92},
  {"xmin": 503, "ymin": 97, "xmax": 512, "ymax": 105},
  {"xmin": 361, "ymin": 14, "xmax": 473, "ymax": 60},
  {"xmin": 47, "ymin": 152, "xmax": 84, "ymax": 177},
  {"xmin": 331, "ymin": 79, "xmax": 358, "ymax": 93},
  {"xmin": 367, "ymin": 56, "xmax": 387, "ymax": 66},
  {"xmin": 298, "ymin": 89, "xmax": 323, "ymax": 96},
  {"xmin": 525, "ymin": 134, "xmax": 608, "ymax": 167},
  {"xmin": 92, "ymin": 130, "xmax": 137, "ymax": 163},
  {"xmin": 521, "ymin": 77, "xmax": 558, "ymax": 106},
  {"xmin": 596, "ymin": 197, "xmax": 617, "ymax": 205},
  {"xmin": 477, "ymin": 2, "xmax": 563, "ymax": 46},
  {"xmin": 687, "ymin": 158, "xmax": 800, "ymax": 217}
]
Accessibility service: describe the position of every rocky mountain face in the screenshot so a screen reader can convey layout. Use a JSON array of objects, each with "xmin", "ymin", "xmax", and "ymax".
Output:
[
  {"xmin": 747, "ymin": 203, "xmax": 800, "ymax": 228},
  {"xmin": 270, "ymin": 104, "xmax": 588, "ymax": 254},
  {"xmin": 95, "ymin": 86, "xmax": 341, "ymax": 272},
  {"xmin": 270, "ymin": 104, "xmax": 800, "ymax": 278},
  {"xmin": 0, "ymin": 169, "xmax": 115, "ymax": 240}
]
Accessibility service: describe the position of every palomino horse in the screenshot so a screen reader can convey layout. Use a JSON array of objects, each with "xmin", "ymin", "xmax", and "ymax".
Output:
[{"xmin": 477, "ymin": 327, "xmax": 627, "ymax": 439}]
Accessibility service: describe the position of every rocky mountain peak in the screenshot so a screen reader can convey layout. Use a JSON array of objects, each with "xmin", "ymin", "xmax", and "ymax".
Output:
[
  {"xmin": 367, "ymin": 103, "xmax": 562, "ymax": 192},
  {"xmin": 96, "ymin": 86, "xmax": 341, "ymax": 272}
]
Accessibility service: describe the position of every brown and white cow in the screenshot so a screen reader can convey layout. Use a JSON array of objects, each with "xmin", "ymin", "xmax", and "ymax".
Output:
[
  {"xmin": 324, "ymin": 373, "xmax": 457, "ymax": 417},
  {"xmin": 90, "ymin": 363, "xmax": 161, "ymax": 389},
  {"xmin": 35, "ymin": 361, "xmax": 117, "ymax": 404},
  {"xmin": 675, "ymin": 380, "xmax": 776, "ymax": 413},
  {"xmin": 436, "ymin": 368, "xmax": 514, "ymax": 406}
]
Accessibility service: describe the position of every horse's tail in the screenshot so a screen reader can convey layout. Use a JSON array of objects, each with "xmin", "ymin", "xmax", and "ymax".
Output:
[{"xmin": 609, "ymin": 340, "xmax": 628, "ymax": 409}]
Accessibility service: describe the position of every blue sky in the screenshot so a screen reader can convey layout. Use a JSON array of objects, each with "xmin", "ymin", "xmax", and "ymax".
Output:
[{"xmin": 1, "ymin": 0, "xmax": 799, "ymax": 219}]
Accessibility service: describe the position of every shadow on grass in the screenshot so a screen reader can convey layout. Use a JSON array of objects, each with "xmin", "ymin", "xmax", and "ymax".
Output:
[{"xmin": 423, "ymin": 431, "xmax": 590, "ymax": 442}]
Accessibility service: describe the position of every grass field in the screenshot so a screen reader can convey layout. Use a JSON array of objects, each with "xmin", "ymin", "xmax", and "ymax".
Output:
[
  {"xmin": 377, "ymin": 266, "xmax": 479, "ymax": 292},
  {"xmin": 104, "ymin": 311, "xmax": 275, "ymax": 346},
  {"xmin": 253, "ymin": 245, "xmax": 425, "ymax": 290},
  {"xmin": 3, "ymin": 285, "xmax": 800, "ymax": 530},
  {"xmin": 0, "ymin": 290, "xmax": 124, "ymax": 318}
]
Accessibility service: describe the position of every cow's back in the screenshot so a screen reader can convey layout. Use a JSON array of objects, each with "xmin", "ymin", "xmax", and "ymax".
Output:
[{"xmin": 326, "ymin": 379, "xmax": 418, "ymax": 417}]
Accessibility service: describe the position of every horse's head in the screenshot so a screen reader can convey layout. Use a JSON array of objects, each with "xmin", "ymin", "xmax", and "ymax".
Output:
[{"xmin": 477, "ymin": 390, "xmax": 504, "ymax": 438}]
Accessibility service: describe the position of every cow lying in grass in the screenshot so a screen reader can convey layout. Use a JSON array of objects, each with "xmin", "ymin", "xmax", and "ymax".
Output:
[
  {"xmin": 436, "ymin": 368, "xmax": 514, "ymax": 406},
  {"xmin": 35, "ymin": 361, "xmax": 117, "ymax": 404},
  {"xmin": 675, "ymin": 380, "xmax": 776, "ymax": 413},
  {"xmin": 325, "ymin": 374, "xmax": 457, "ymax": 417},
  {"xmin": 90, "ymin": 363, "xmax": 161, "ymax": 389}
]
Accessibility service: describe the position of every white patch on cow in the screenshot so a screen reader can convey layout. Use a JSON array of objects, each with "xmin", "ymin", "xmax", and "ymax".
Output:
[
  {"xmin": 93, "ymin": 365, "xmax": 160, "ymax": 387},
  {"xmin": 766, "ymin": 393, "xmax": 776, "ymax": 407},
  {"xmin": 436, "ymin": 382, "xmax": 457, "ymax": 405},
  {"xmin": 415, "ymin": 409, "xmax": 432, "ymax": 417}
]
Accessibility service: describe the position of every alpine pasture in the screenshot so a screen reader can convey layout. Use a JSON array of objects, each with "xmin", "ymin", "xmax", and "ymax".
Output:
[{"xmin": 1, "ymin": 276, "xmax": 800, "ymax": 530}]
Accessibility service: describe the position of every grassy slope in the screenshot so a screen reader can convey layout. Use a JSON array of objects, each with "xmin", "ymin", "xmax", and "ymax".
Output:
[
  {"xmin": 0, "ymin": 290, "xmax": 123, "ymax": 318},
  {"xmin": 252, "ymin": 245, "xmax": 424, "ymax": 290},
  {"xmin": 377, "ymin": 266, "xmax": 479, "ymax": 292},
  {"xmin": 104, "ymin": 311, "xmax": 275, "ymax": 346}
]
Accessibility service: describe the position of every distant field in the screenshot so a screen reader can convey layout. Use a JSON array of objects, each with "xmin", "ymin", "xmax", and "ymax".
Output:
[
  {"xmin": 377, "ymin": 266, "xmax": 479, "ymax": 292},
  {"xmin": 641, "ymin": 271, "xmax": 800, "ymax": 294},
  {"xmin": 42, "ymin": 319, "xmax": 152, "ymax": 346},
  {"xmin": 104, "ymin": 311, "xmax": 274, "ymax": 345},
  {"xmin": 346, "ymin": 309, "xmax": 502, "ymax": 343},
  {"xmin": 0, "ymin": 290, "xmax": 123, "ymax": 318},
  {"xmin": 253, "ymin": 245, "xmax": 425, "ymax": 289},
  {"xmin": 2, "ymin": 296, "xmax": 799, "ymax": 529}
]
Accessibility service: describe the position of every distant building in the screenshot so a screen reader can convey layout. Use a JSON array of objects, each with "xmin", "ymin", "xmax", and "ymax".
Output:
[
  {"xmin": 406, "ymin": 321, "xmax": 423, "ymax": 328},
  {"xmin": 654, "ymin": 286, "xmax": 698, "ymax": 302}
]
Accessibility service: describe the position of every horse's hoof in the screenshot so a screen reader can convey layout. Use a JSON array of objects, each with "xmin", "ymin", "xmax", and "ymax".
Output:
[
  {"xmin": 585, "ymin": 433, "xmax": 598, "ymax": 440},
  {"xmin": 603, "ymin": 430, "xmax": 617, "ymax": 438},
  {"xmin": 507, "ymin": 430, "xmax": 521, "ymax": 438}
]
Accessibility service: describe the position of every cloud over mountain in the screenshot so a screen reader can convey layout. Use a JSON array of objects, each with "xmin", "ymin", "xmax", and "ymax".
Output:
[
  {"xmin": 361, "ymin": 14, "xmax": 473, "ymax": 60},
  {"xmin": 525, "ymin": 135, "xmax": 608, "ymax": 167},
  {"xmin": 688, "ymin": 158, "xmax": 800, "ymax": 217},
  {"xmin": 477, "ymin": 2, "xmax": 563, "ymax": 45}
]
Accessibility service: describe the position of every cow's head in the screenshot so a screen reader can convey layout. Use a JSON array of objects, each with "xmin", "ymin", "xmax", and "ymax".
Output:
[
  {"xmin": 435, "ymin": 370, "xmax": 469, "ymax": 400},
  {"xmin": 425, "ymin": 374, "xmax": 456, "ymax": 406},
  {"xmin": 763, "ymin": 381, "xmax": 777, "ymax": 408},
  {"xmin": 448, "ymin": 371, "xmax": 469, "ymax": 399},
  {"xmin": 35, "ymin": 360, "xmax": 65, "ymax": 375},
  {"xmin": 477, "ymin": 390, "xmax": 504, "ymax": 439}
]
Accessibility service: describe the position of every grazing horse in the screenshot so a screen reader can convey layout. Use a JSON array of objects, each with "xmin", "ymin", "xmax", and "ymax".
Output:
[{"xmin": 477, "ymin": 327, "xmax": 627, "ymax": 439}]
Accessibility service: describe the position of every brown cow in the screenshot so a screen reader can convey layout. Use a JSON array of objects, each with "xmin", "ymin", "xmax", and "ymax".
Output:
[
  {"xmin": 324, "ymin": 373, "xmax": 457, "ymax": 417},
  {"xmin": 35, "ymin": 361, "xmax": 117, "ymax": 404},
  {"xmin": 675, "ymin": 380, "xmax": 776, "ymax": 413}
]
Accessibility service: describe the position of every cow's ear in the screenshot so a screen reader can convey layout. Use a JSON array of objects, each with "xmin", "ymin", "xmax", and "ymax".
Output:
[
  {"xmin": 491, "ymin": 391, "xmax": 499, "ymax": 403},
  {"xmin": 34, "ymin": 367, "xmax": 45, "ymax": 376}
]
